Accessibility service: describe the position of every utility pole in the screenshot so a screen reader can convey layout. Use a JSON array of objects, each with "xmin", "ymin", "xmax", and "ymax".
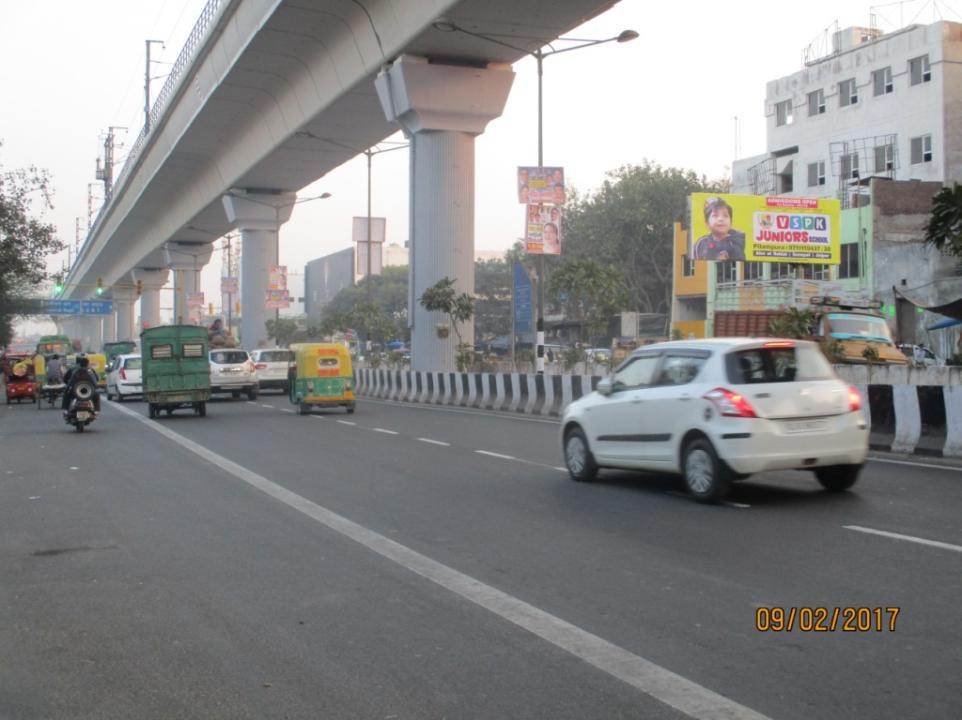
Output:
[
  {"xmin": 145, "ymin": 40, "xmax": 164, "ymax": 133},
  {"xmin": 95, "ymin": 126, "xmax": 124, "ymax": 198},
  {"xmin": 87, "ymin": 183, "xmax": 99, "ymax": 229}
]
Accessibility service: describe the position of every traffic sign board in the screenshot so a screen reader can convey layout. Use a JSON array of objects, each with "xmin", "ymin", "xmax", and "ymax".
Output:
[{"xmin": 41, "ymin": 299, "xmax": 114, "ymax": 316}]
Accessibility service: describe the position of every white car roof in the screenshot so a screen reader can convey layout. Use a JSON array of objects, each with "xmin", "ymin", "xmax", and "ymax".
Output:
[{"xmin": 631, "ymin": 337, "xmax": 816, "ymax": 355}]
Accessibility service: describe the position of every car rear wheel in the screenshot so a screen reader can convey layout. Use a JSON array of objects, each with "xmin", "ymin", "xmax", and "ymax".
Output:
[
  {"xmin": 148, "ymin": 403, "xmax": 157, "ymax": 419},
  {"xmin": 682, "ymin": 438, "xmax": 731, "ymax": 503},
  {"xmin": 564, "ymin": 427, "xmax": 598, "ymax": 482},
  {"xmin": 814, "ymin": 464, "xmax": 861, "ymax": 492},
  {"xmin": 297, "ymin": 403, "xmax": 309, "ymax": 415},
  {"xmin": 248, "ymin": 386, "xmax": 258, "ymax": 400}
]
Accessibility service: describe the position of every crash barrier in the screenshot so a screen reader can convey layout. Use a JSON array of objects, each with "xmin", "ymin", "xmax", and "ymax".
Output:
[{"xmin": 355, "ymin": 366, "xmax": 962, "ymax": 458}]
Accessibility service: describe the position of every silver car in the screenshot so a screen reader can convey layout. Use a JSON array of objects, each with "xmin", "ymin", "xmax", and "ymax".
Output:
[{"xmin": 209, "ymin": 349, "xmax": 258, "ymax": 400}]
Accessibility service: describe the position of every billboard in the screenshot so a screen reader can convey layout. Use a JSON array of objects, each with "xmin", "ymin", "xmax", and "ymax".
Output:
[
  {"xmin": 518, "ymin": 167, "xmax": 565, "ymax": 205},
  {"xmin": 513, "ymin": 261, "xmax": 533, "ymax": 333},
  {"xmin": 524, "ymin": 204, "xmax": 563, "ymax": 255},
  {"xmin": 689, "ymin": 193, "xmax": 840, "ymax": 264}
]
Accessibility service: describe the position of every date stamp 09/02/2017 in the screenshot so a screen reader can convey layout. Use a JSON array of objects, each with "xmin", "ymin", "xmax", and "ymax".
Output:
[{"xmin": 755, "ymin": 607, "xmax": 900, "ymax": 633}]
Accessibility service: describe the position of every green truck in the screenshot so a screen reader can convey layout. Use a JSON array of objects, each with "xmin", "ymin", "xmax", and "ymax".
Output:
[{"xmin": 140, "ymin": 325, "xmax": 211, "ymax": 418}]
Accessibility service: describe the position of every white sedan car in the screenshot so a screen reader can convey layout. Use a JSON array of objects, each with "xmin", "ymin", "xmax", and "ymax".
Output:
[
  {"xmin": 561, "ymin": 338, "xmax": 869, "ymax": 502},
  {"xmin": 250, "ymin": 348, "xmax": 294, "ymax": 393},
  {"xmin": 105, "ymin": 354, "xmax": 143, "ymax": 401}
]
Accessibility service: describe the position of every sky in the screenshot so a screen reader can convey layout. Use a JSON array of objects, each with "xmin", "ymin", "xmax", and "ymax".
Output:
[{"xmin": 3, "ymin": 0, "xmax": 960, "ymax": 335}]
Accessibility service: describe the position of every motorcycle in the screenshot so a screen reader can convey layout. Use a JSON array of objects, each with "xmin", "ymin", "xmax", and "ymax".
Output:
[{"xmin": 64, "ymin": 380, "xmax": 98, "ymax": 433}]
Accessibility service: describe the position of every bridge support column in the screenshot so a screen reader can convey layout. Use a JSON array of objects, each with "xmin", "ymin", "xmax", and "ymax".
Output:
[
  {"xmin": 376, "ymin": 56, "xmax": 513, "ymax": 371},
  {"xmin": 221, "ymin": 191, "xmax": 295, "ymax": 350},
  {"xmin": 78, "ymin": 315, "xmax": 103, "ymax": 351},
  {"xmin": 102, "ymin": 312, "xmax": 117, "ymax": 344},
  {"xmin": 165, "ymin": 242, "xmax": 213, "ymax": 325},
  {"xmin": 132, "ymin": 268, "xmax": 170, "ymax": 330},
  {"xmin": 113, "ymin": 287, "xmax": 137, "ymax": 342}
]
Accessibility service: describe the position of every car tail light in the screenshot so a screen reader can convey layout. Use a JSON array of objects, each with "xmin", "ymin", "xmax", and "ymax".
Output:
[
  {"xmin": 703, "ymin": 387, "xmax": 758, "ymax": 418},
  {"xmin": 119, "ymin": 367, "xmax": 127, "ymax": 380},
  {"xmin": 254, "ymin": 363, "xmax": 267, "ymax": 370},
  {"xmin": 763, "ymin": 340, "xmax": 795, "ymax": 348},
  {"xmin": 847, "ymin": 385, "xmax": 862, "ymax": 413}
]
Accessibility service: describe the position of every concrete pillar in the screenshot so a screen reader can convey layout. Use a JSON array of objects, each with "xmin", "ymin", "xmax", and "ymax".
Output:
[
  {"xmin": 132, "ymin": 268, "xmax": 170, "ymax": 330},
  {"xmin": 102, "ymin": 312, "xmax": 117, "ymax": 343},
  {"xmin": 221, "ymin": 190, "xmax": 295, "ymax": 350},
  {"xmin": 164, "ymin": 242, "xmax": 213, "ymax": 324},
  {"xmin": 113, "ymin": 287, "xmax": 137, "ymax": 342},
  {"xmin": 78, "ymin": 315, "xmax": 103, "ymax": 351},
  {"xmin": 376, "ymin": 55, "xmax": 513, "ymax": 371}
]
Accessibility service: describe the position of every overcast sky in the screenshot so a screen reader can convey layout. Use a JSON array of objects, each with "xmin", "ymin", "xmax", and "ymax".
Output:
[{"xmin": 3, "ymin": 0, "xmax": 958, "ymax": 333}]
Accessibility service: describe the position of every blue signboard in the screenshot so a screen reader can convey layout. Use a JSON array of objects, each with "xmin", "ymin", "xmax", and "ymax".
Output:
[
  {"xmin": 513, "ymin": 261, "xmax": 532, "ymax": 334},
  {"xmin": 41, "ymin": 299, "xmax": 114, "ymax": 316}
]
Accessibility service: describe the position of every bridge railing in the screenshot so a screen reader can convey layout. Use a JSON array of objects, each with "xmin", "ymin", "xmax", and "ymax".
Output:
[{"xmin": 73, "ymin": 0, "xmax": 226, "ymax": 277}]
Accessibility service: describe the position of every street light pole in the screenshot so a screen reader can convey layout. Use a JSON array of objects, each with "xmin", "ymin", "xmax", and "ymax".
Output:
[
  {"xmin": 535, "ymin": 49, "xmax": 546, "ymax": 374},
  {"xmin": 367, "ymin": 148, "xmax": 373, "ymax": 301}
]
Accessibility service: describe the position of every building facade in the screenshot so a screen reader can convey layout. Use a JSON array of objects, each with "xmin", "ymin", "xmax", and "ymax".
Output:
[{"xmin": 304, "ymin": 247, "xmax": 355, "ymax": 317}]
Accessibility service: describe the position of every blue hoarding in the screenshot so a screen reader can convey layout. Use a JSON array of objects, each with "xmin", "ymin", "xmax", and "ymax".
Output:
[
  {"xmin": 513, "ymin": 261, "xmax": 532, "ymax": 334},
  {"xmin": 42, "ymin": 299, "xmax": 114, "ymax": 316}
]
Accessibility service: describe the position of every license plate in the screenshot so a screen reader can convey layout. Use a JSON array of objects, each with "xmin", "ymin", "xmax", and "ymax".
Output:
[
  {"xmin": 77, "ymin": 411, "xmax": 91, "ymax": 420},
  {"xmin": 785, "ymin": 418, "xmax": 829, "ymax": 434}
]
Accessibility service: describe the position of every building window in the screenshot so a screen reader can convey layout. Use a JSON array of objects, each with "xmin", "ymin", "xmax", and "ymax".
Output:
[
  {"xmin": 839, "ymin": 78, "xmax": 858, "ymax": 106},
  {"xmin": 839, "ymin": 243, "xmax": 860, "ymax": 279},
  {"xmin": 743, "ymin": 261, "xmax": 764, "ymax": 281},
  {"xmin": 909, "ymin": 54, "xmax": 931, "ymax": 85},
  {"xmin": 874, "ymin": 143, "xmax": 895, "ymax": 172},
  {"xmin": 775, "ymin": 99, "xmax": 794, "ymax": 127},
  {"xmin": 840, "ymin": 152, "xmax": 860, "ymax": 180},
  {"xmin": 682, "ymin": 254, "xmax": 695, "ymax": 277},
  {"xmin": 779, "ymin": 164, "xmax": 794, "ymax": 193},
  {"xmin": 911, "ymin": 134, "xmax": 933, "ymax": 164},
  {"xmin": 807, "ymin": 89, "xmax": 826, "ymax": 116},
  {"xmin": 872, "ymin": 67, "xmax": 893, "ymax": 96},
  {"xmin": 807, "ymin": 160, "xmax": 826, "ymax": 187},
  {"xmin": 771, "ymin": 263, "xmax": 794, "ymax": 279},
  {"xmin": 800, "ymin": 264, "xmax": 831, "ymax": 280},
  {"xmin": 715, "ymin": 261, "xmax": 737, "ymax": 284}
]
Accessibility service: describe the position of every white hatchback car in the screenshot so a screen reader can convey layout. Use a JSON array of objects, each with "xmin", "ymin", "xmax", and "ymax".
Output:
[
  {"xmin": 250, "ymin": 348, "xmax": 294, "ymax": 393},
  {"xmin": 209, "ymin": 349, "xmax": 258, "ymax": 400},
  {"xmin": 105, "ymin": 354, "xmax": 143, "ymax": 401},
  {"xmin": 561, "ymin": 338, "xmax": 869, "ymax": 502}
]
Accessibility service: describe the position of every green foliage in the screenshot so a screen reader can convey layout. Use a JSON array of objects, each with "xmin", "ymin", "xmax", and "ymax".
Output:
[
  {"xmin": 862, "ymin": 344, "xmax": 880, "ymax": 364},
  {"xmin": 419, "ymin": 276, "xmax": 476, "ymax": 371},
  {"xmin": 265, "ymin": 317, "xmax": 299, "ymax": 347},
  {"xmin": 562, "ymin": 345, "xmax": 585, "ymax": 371},
  {"xmin": 319, "ymin": 266, "xmax": 409, "ymax": 343},
  {"xmin": 924, "ymin": 183, "xmax": 962, "ymax": 258},
  {"xmin": 549, "ymin": 258, "xmax": 627, "ymax": 345},
  {"xmin": 561, "ymin": 161, "xmax": 728, "ymax": 318},
  {"xmin": 820, "ymin": 337, "xmax": 844, "ymax": 364},
  {"xmin": 474, "ymin": 257, "xmax": 511, "ymax": 341},
  {"xmin": 0, "ymin": 143, "xmax": 63, "ymax": 345},
  {"xmin": 767, "ymin": 308, "xmax": 815, "ymax": 339},
  {"xmin": 670, "ymin": 328, "xmax": 684, "ymax": 341}
]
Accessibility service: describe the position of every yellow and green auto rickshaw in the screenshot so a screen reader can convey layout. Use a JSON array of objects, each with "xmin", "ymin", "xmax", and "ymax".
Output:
[
  {"xmin": 65, "ymin": 352, "xmax": 107, "ymax": 388},
  {"xmin": 289, "ymin": 343, "xmax": 355, "ymax": 415}
]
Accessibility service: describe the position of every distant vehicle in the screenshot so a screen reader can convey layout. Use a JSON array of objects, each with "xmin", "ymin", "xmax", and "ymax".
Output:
[
  {"xmin": 250, "ymin": 348, "xmax": 294, "ymax": 393},
  {"xmin": 105, "ymin": 354, "xmax": 143, "ymax": 401},
  {"xmin": 2, "ymin": 353, "xmax": 36, "ymax": 404},
  {"xmin": 209, "ymin": 348, "xmax": 257, "ymax": 400},
  {"xmin": 585, "ymin": 347, "xmax": 612, "ymax": 365},
  {"xmin": 289, "ymin": 342, "xmax": 355, "ymax": 415},
  {"xmin": 561, "ymin": 338, "xmax": 868, "ymax": 502},
  {"xmin": 898, "ymin": 343, "xmax": 943, "ymax": 367},
  {"xmin": 36, "ymin": 334, "xmax": 71, "ymax": 357},
  {"xmin": 141, "ymin": 325, "xmax": 211, "ymax": 418},
  {"xmin": 103, "ymin": 341, "xmax": 137, "ymax": 365}
]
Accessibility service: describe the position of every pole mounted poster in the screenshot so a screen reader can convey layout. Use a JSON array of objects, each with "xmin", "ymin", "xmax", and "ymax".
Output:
[
  {"xmin": 513, "ymin": 261, "xmax": 533, "ymax": 334},
  {"xmin": 518, "ymin": 167, "xmax": 565, "ymax": 205},
  {"xmin": 221, "ymin": 276, "xmax": 238, "ymax": 295},
  {"xmin": 352, "ymin": 216, "xmax": 385, "ymax": 277},
  {"xmin": 266, "ymin": 265, "xmax": 291, "ymax": 309},
  {"xmin": 524, "ymin": 204, "xmax": 563, "ymax": 255},
  {"xmin": 689, "ymin": 193, "xmax": 841, "ymax": 264}
]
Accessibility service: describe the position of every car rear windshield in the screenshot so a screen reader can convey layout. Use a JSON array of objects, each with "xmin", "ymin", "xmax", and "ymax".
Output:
[
  {"xmin": 124, "ymin": 358, "xmax": 142, "ymax": 370},
  {"xmin": 211, "ymin": 351, "xmax": 249, "ymax": 364},
  {"xmin": 259, "ymin": 351, "xmax": 292, "ymax": 362},
  {"xmin": 726, "ymin": 344, "xmax": 834, "ymax": 384}
]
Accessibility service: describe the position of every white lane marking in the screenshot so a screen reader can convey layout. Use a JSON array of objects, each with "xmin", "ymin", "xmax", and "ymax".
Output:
[
  {"xmin": 868, "ymin": 456, "xmax": 962, "ymax": 473},
  {"xmin": 475, "ymin": 450, "xmax": 515, "ymax": 461},
  {"xmin": 417, "ymin": 437, "xmax": 451, "ymax": 447},
  {"xmin": 844, "ymin": 525, "xmax": 962, "ymax": 554},
  {"xmin": 554, "ymin": 466, "xmax": 568, "ymax": 473},
  {"xmin": 311, "ymin": 416, "xmax": 325, "ymax": 420},
  {"xmin": 280, "ymin": 409, "xmax": 295, "ymax": 414},
  {"xmin": 357, "ymin": 398, "xmax": 559, "ymax": 425},
  {"xmin": 109, "ymin": 399, "xmax": 771, "ymax": 720},
  {"xmin": 723, "ymin": 501, "xmax": 751, "ymax": 509},
  {"xmin": 246, "ymin": 401, "xmax": 258, "ymax": 406},
  {"xmin": 373, "ymin": 427, "xmax": 399, "ymax": 435},
  {"xmin": 260, "ymin": 404, "xmax": 274, "ymax": 409},
  {"xmin": 337, "ymin": 420, "xmax": 356, "ymax": 426}
]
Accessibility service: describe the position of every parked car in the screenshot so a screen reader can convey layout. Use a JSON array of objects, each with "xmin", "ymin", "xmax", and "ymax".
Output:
[
  {"xmin": 561, "ymin": 338, "xmax": 869, "ymax": 503},
  {"xmin": 105, "ymin": 354, "xmax": 143, "ymax": 401},
  {"xmin": 897, "ymin": 343, "xmax": 943, "ymax": 368},
  {"xmin": 250, "ymin": 348, "xmax": 294, "ymax": 393},
  {"xmin": 209, "ymin": 348, "xmax": 257, "ymax": 399}
]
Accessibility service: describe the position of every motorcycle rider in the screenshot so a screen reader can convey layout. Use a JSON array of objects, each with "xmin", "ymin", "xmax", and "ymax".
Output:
[{"xmin": 62, "ymin": 353, "xmax": 101, "ymax": 413}]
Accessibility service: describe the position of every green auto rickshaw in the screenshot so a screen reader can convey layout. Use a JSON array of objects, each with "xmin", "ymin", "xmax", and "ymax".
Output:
[
  {"xmin": 289, "ymin": 342, "xmax": 355, "ymax": 415},
  {"xmin": 141, "ymin": 325, "xmax": 211, "ymax": 418}
]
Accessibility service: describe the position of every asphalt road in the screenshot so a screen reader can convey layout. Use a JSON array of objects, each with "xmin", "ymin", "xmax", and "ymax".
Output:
[{"xmin": 1, "ymin": 390, "xmax": 960, "ymax": 720}]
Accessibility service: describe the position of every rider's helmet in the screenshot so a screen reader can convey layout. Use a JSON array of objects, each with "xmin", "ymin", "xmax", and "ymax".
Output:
[{"xmin": 76, "ymin": 353, "xmax": 90, "ymax": 368}]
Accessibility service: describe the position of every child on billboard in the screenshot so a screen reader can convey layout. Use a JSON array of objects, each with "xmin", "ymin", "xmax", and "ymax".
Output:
[{"xmin": 693, "ymin": 196, "xmax": 746, "ymax": 261}]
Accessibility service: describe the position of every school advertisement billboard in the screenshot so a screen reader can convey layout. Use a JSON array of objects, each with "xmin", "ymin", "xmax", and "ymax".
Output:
[{"xmin": 689, "ymin": 193, "xmax": 841, "ymax": 264}]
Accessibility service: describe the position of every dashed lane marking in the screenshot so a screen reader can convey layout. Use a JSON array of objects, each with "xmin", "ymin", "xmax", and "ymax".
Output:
[
  {"xmin": 280, "ymin": 409, "xmax": 295, "ymax": 414},
  {"xmin": 108, "ymin": 399, "xmax": 773, "ymax": 720},
  {"xmin": 417, "ymin": 437, "xmax": 451, "ymax": 447},
  {"xmin": 475, "ymin": 450, "xmax": 515, "ymax": 461},
  {"xmin": 260, "ymin": 404, "xmax": 274, "ymax": 409},
  {"xmin": 844, "ymin": 525, "xmax": 962, "ymax": 553},
  {"xmin": 373, "ymin": 427, "xmax": 399, "ymax": 435},
  {"xmin": 337, "ymin": 420, "xmax": 356, "ymax": 426}
]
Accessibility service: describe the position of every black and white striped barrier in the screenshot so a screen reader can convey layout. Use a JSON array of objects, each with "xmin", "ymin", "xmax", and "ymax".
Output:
[{"xmin": 355, "ymin": 367, "xmax": 962, "ymax": 458}]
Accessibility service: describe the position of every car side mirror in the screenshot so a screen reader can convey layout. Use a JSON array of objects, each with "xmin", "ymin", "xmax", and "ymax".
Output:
[{"xmin": 597, "ymin": 377, "xmax": 614, "ymax": 396}]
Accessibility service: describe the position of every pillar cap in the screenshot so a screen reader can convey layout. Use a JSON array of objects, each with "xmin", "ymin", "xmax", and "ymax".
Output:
[
  {"xmin": 222, "ymin": 189, "xmax": 296, "ymax": 231},
  {"xmin": 165, "ymin": 241, "xmax": 214, "ymax": 270}
]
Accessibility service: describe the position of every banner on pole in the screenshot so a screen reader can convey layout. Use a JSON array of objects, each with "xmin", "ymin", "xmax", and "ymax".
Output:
[
  {"xmin": 221, "ymin": 276, "xmax": 238, "ymax": 294},
  {"xmin": 513, "ymin": 261, "xmax": 533, "ymax": 334},
  {"xmin": 524, "ymin": 204, "xmax": 563, "ymax": 255},
  {"xmin": 518, "ymin": 166, "xmax": 565, "ymax": 205}
]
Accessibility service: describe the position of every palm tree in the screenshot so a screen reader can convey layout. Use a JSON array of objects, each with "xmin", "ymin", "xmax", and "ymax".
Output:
[{"xmin": 924, "ymin": 183, "xmax": 962, "ymax": 258}]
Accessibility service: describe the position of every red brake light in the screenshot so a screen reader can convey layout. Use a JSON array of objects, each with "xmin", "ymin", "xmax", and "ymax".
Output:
[
  {"xmin": 763, "ymin": 341, "xmax": 795, "ymax": 348},
  {"xmin": 119, "ymin": 367, "xmax": 127, "ymax": 380},
  {"xmin": 254, "ymin": 363, "xmax": 267, "ymax": 370},
  {"xmin": 703, "ymin": 387, "xmax": 758, "ymax": 418},
  {"xmin": 847, "ymin": 385, "xmax": 862, "ymax": 413}
]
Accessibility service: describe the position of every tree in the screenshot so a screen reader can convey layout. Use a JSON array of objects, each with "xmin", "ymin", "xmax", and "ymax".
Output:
[
  {"xmin": 924, "ymin": 183, "xmax": 962, "ymax": 257},
  {"xmin": 474, "ymin": 258, "xmax": 511, "ymax": 341},
  {"xmin": 265, "ymin": 317, "xmax": 299, "ymax": 347},
  {"xmin": 562, "ymin": 161, "xmax": 728, "ymax": 325},
  {"xmin": 767, "ymin": 308, "xmax": 815, "ymax": 339},
  {"xmin": 0, "ymin": 144, "xmax": 63, "ymax": 345},
  {"xmin": 549, "ymin": 258, "xmax": 628, "ymax": 345},
  {"xmin": 419, "ymin": 276, "xmax": 475, "ymax": 370},
  {"xmin": 319, "ymin": 266, "xmax": 410, "ymax": 342}
]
